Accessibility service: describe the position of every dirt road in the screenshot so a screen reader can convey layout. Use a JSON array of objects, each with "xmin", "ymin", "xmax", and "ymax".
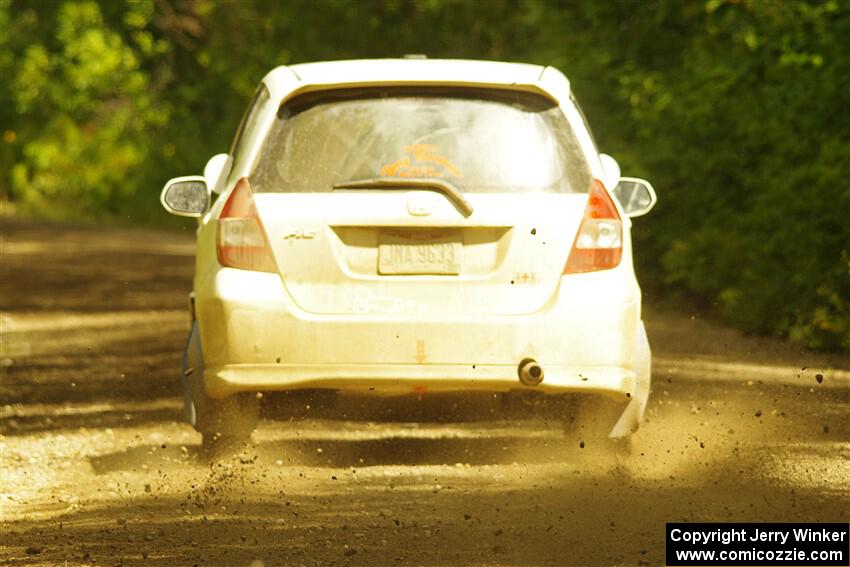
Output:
[{"xmin": 2, "ymin": 219, "xmax": 848, "ymax": 566}]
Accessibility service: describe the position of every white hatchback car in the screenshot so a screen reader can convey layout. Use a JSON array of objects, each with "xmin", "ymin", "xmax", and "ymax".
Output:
[{"xmin": 161, "ymin": 58, "xmax": 656, "ymax": 451}]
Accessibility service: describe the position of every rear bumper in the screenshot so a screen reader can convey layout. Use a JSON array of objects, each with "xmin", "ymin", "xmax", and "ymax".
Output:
[
  {"xmin": 205, "ymin": 361, "xmax": 636, "ymax": 399},
  {"xmin": 195, "ymin": 267, "xmax": 648, "ymax": 415},
  {"xmin": 198, "ymin": 266, "xmax": 642, "ymax": 358}
]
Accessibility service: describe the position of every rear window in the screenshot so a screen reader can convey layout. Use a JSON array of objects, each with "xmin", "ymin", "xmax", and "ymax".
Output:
[{"xmin": 251, "ymin": 87, "xmax": 592, "ymax": 194}]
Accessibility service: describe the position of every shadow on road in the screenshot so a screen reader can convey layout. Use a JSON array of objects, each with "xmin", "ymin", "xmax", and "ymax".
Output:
[{"xmin": 7, "ymin": 429, "xmax": 849, "ymax": 567}]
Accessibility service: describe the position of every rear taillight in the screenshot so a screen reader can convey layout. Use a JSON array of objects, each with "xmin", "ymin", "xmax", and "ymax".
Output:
[
  {"xmin": 216, "ymin": 177, "xmax": 277, "ymax": 273},
  {"xmin": 563, "ymin": 179, "xmax": 623, "ymax": 274}
]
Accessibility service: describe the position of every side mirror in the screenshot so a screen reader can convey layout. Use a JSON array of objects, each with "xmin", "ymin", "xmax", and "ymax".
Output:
[
  {"xmin": 160, "ymin": 176, "xmax": 210, "ymax": 217},
  {"xmin": 203, "ymin": 153, "xmax": 231, "ymax": 194},
  {"xmin": 612, "ymin": 177, "xmax": 657, "ymax": 217}
]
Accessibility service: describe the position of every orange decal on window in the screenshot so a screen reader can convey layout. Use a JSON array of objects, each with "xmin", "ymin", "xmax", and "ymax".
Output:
[{"xmin": 380, "ymin": 144, "xmax": 461, "ymax": 178}]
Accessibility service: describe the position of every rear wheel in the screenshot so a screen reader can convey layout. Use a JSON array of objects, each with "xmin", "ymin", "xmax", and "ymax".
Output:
[
  {"xmin": 565, "ymin": 395, "xmax": 633, "ymax": 457},
  {"xmin": 182, "ymin": 322, "xmax": 259, "ymax": 456},
  {"xmin": 193, "ymin": 391, "xmax": 259, "ymax": 456}
]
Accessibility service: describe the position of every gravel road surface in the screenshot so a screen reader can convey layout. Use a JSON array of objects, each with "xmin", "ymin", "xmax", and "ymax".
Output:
[{"xmin": 2, "ymin": 219, "xmax": 848, "ymax": 566}]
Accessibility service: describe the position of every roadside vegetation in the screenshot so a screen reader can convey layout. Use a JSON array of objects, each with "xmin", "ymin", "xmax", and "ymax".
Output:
[{"xmin": 1, "ymin": 0, "xmax": 848, "ymax": 349}]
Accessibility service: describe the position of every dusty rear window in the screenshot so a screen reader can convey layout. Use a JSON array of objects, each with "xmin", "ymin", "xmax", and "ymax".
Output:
[{"xmin": 251, "ymin": 87, "xmax": 592, "ymax": 194}]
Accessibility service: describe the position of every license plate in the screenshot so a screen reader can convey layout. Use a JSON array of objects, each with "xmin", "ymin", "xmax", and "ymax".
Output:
[{"xmin": 378, "ymin": 231, "xmax": 461, "ymax": 275}]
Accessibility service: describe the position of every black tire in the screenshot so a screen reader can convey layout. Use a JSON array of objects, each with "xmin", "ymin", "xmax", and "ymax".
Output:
[
  {"xmin": 182, "ymin": 321, "xmax": 259, "ymax": 456},
  {"xmin": 193, "ymin": 391, "xmax": 260, "ymax": 456},
  {"xmin": 565, "ymin": 395, "xmax": 633, "ymax": 457}
]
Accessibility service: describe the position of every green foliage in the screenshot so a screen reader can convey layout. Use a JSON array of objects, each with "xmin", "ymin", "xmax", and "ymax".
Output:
[
  {"xmin": 622, "ymin": 0, "xmax": 850, "ymax": 350},
  {"xmin": 1, "ymin": 0, "xmax": 848, "ymax": 349},
  {"xmin": 2, "ymin": 0, "xmax": 168, "ymax": 217}
]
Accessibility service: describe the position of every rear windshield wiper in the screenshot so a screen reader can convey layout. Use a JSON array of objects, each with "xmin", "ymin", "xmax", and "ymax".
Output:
[{"xmin": 332, "ymin": 177, "xmax": 473, "ymax": 217}]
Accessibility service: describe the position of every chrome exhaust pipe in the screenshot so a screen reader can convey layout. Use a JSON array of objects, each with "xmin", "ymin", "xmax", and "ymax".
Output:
[{"xmin": 518, "ymin": 358, "xmax": 544, "ymax": 386}]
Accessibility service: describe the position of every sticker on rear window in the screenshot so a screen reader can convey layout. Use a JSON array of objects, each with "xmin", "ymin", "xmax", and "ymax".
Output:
[{"xmin": 380, "ymin": 144, "xmax": 462, "ymax": 179}]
